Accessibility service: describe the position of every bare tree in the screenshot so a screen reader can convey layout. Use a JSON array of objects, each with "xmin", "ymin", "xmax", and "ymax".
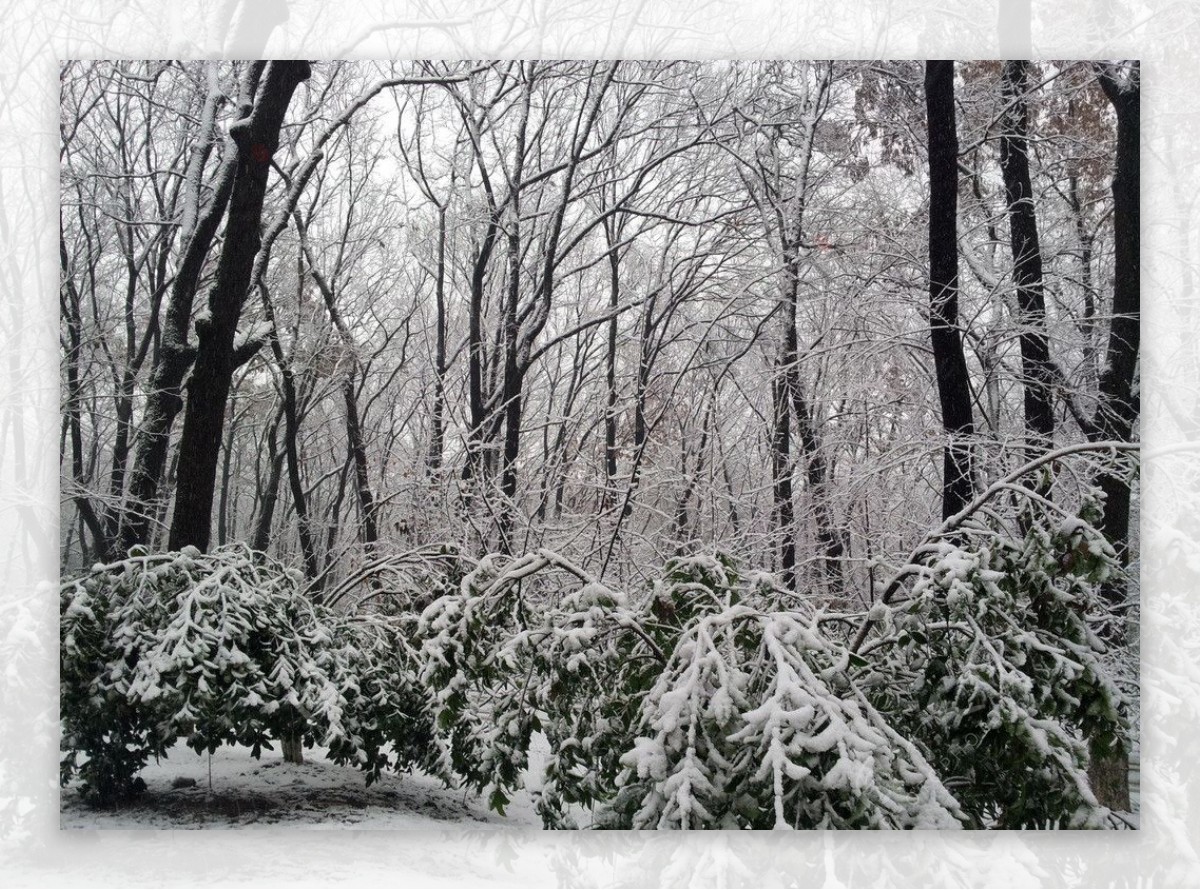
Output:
[
  {"xmin": 1090, "ymin": 61, "xmax": 1140, "ymax": 578},
  {"xmin": 925, "ymin": 61, "xmax": 976, "ymax": 520},
  {"xmin": 169, "ymin": 61, "xmax": 313, "ymax": 551},
  {"xmin": 999, "ymin": 59, "xmax": 1055, "ymax": 455},
  {"xmin": 61, "ymin": 59, "xmax": 1138, "ymax": 643}
]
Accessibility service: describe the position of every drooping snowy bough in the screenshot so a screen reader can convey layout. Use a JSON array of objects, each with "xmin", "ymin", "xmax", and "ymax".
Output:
[{"xmin": 415, "ymin": 446, "xmax": 1136, "ymax": 829}]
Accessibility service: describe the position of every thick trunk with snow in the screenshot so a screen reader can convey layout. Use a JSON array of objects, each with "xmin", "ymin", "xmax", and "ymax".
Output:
[{"xmin": 169, "ymin": 61, "xmax": 311, "ymax": 552}]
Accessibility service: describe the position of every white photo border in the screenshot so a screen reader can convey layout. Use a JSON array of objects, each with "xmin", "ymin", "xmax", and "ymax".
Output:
[{"xmin": 3, "ymin": 1, "xmax": 1196, "ymax": 886}]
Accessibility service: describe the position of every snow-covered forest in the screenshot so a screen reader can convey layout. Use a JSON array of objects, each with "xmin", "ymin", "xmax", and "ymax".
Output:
[{"xmin": 59, "ymin": 59, "xmax": 1140, "ymax": 829}]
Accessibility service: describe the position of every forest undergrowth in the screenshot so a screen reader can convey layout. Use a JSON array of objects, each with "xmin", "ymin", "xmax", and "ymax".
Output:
[{"xmin": 61, "ymin": 444, "xmax": 1139, "ymax": 830}]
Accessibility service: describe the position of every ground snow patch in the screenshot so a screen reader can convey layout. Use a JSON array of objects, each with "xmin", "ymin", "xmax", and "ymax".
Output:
[{"xmin": 60, "ymin": 741, "xmax": 544, "ymax": 830}]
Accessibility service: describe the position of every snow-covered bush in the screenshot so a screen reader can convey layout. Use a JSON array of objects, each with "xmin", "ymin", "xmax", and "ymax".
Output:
[
  {"xmin": 611, "ymin": 604, "xmax": 964, "ymax": 829},
  {"xmin": 862, "ymin": 490, "xmax": 1130, "ymax": 828},
  {"xmin": 535, "ymin": 555, "xmax": 752, "ymax": 827},
  {"xmin": 414, "ymin": 455, "xmax": 1133, "ymax": 829},
  {"xmin": 60, "ymin": 544, "xmax": 437, "ymax": 805},
  {"xmin": 417, "ymin": 550, "xmax": 709, "ymax": 824},
  {"xmin": 62, "ymin": 449, "xmax": 1135, "ymax": 827},
  {"xmin": 419, "ymin": 552, "xmax": 962, "ymax": 828}
]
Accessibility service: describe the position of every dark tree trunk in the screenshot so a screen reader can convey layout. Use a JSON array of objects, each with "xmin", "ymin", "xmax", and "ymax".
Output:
[
  {"xmin": 603, "ymin": 214, "xmax": 621, "ymax": 502},
  {"xmin": 781, "ymin": 247, "xmax": 842, "ymax": 590},
  {"xmin": 120, "ymin": 67, "xmax": 247, "ymax": 552},
  {"xmin": 324, "ymin": 455, "xmax": 352, "ymax": 565},
  {"xmin": 1091, "ymin": 64, "xmax": 1141, "ymax": 576},
  {"xmin": 498, "ymin": 369, "xmax": 524, "ymax": 553},
  {"xmin": 281, "ymin": 370, "xmax": 322, "ymax": 584},
  {"xmin": 217, "ymin": 393, "xmax": 237, "ymax": 546},
  {"xmin": 925, "ymin": 61, "xmax": 976, "ymax": 520},
  {"xmin": 169, "ymin": 61, "xmax": 311, "ymax": 552},
  {"xmin": 343, "ymin": 373, "xmax": 379, "ymax": 552},
  {"xmin": 301, "ymin": 219, "xmax": 382, "ymax": 559},
  {"xmin": 497, "ymin": 63, "xmax": 610, "ymax": 550},
  {"xmin": 281, "ymin": 730, "xmax": 304, "ymax": 765},
  {"xmin": 715, "ymin": 427, "xmax": 741, "ymax": 539},
  {"xmin": 1067, "ymin": 116, "xmax": 1099, "ymax": 391},
  {"xmin": 427, "ymin": 206, "xmax": 448, "ymax": 473},
  {"xmin": 102, "ymin": 368, "xmax": 135, "ymax": 546},
  {"xmin": 769, "ymin": 64, "xmax": 840, "ymax": 592},
  {"xmin": 791, "ymin": 377, "xmax": 844, "ymax": 591},
  {"xmin": 622, "ymin": 295, "xmax": 657, "ymax": 521},
  {"xmin": 101, "ymin": 194, "xmax": 153, "ymax": 549},
  {"xmin": 673, "ymin": 392, "xmax": 715, "ymax": 550},
  {"xmin": 534, "ymin": 337, "xmax": 588, "ymax": 523},
  {"xmin": 999, "ymin": 59, "xmax": 1055, "ymax": 455},
  {"xmin": 462, "ymin": 216, "xmax": 500, "ymax": 485},
  {"xmin": 60, "ymin": 237, "xmax": 110, "ymax": 559},
  {"xmin": 251, "ymin": 403, "xmax": 285, "ymax": 553},
  {"xmin": 262, "ymin": 274, "xmax": 322, "ymax": 584},
  {"xmin": 497, "ymin": 226, "xmax": 524, "ymax": 553},
  {"xmin": 1087, "ymin": 73, "xmax": 1141, "ymax": 819},
  {"xmin": 496, "ymin": 73, "xmax": 532, "ymax": 553}
]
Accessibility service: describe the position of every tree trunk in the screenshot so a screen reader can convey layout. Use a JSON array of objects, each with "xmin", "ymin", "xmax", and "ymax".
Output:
[
  {"xmin": 251, "ymin": 403, "xmax": 285, "ymax": 553},
  {"xmin": 216, "ymin": 393, "xmax": 237, "ymax": 546},
  {"xmin": 462, "ymin": 218, "xmax": 500, "ymax": 487},
  {"xmin": 343, "ymin": 373, "xmax": 379, "ymax": 552},
  {"xmin": 498, "ymin": 362, "xmax": 524, "ymax": 553},
  {"xmin": 623, "ymin": 295, "xmax": 657, "ymax": 521},
  {"xmin": 102, "ymin": 367, "xmax": 136, "ymax": 547},
  {"xmin": 281, "ymin": 730, "xmax": 304, "ymax": 765},
  {"xmin": 120, "ymin": 64, "xmax": 243, "ymax": 552},
  {"xmin": 300, "ymin": 217, "xmax": 382, "ymax": 560},
  {"xmin": 1091, "ymin": 64, "xmax": 1141, "ymax": 575},
  {"xmin": 1085, "ymin": 63, "xmax": 1140, "ymax": 815},
  {"xmin": 60, "ymin": 238, "xmax": 110, "ymax": 559},
  {"xmin": 496, "ymin": 71, "xmax": 532, "ymax": 553},
  {"xmin": 1068, "ymin": 124, "xmax": 1098, "ymax": 392},
  {"xmin": 769, "ymin": 63, "xmax": 839, "ymax": 592},
  {"xmin": 169, "ymin": 61, "xmax": 311, "ymax": 552},
  {"xmin": 427, "ymin": 205, "xmax": 447, "ymax": 473},
  {"xmin": 925, "ymin": 60, "xmax": 976, "ymax": 520},
  {"xmin": 792, "ymin": 378, "xmax": 844, "ymax": 591},
  {"xmin": 770, "ymin": 357, "xmax": 796, "ymax": 589},
  {"xmin": 603, "ymin": 213, "xmax": 621, "ymax": 503},
  {"xmin": 999, "ymin": 59, "xmax": 1055, "ymax": 456},
  {"xmin": 673, "ymin": 390, "xmax": 715, "ymax": 550},
  {"xmin": 266, "ymin": 276, "xmax": 322, "ymax": 584}
]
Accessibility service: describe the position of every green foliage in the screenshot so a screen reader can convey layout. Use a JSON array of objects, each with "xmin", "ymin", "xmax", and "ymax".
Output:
[
  {"xmin": 419, "ymin": 552, "xmax": 963, "ymax": 828},
  {"xmin": 864, "ymin": 491, "xmax": 1130, "ymax": 828},
  {"xmin": 610, "ymin": 605, "xmax": 963, "ymax": 829},
  {"xmin": 61, "ymin": 460, "xmax": 1133, "ymax": 828},
  {"xmin": 415, "ymin": 478, "xmax": 1131, "ymax": 829},
  {"xmin": 60, "ymin": 544, "xmax": 439, "ymax": 806},
  {"xmin": 418, "ymin": 553, "xmax": 738, "ymax": 827}
]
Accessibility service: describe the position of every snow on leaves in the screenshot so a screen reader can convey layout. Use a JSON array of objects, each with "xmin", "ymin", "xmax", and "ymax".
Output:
[
  {"xmin": 61, "ymin": 458, "xmax": 1132, "ymax": 826},
  {"xmin": 60, "ymin": 544, "xmax": 439, "ymax": 805},
  {"xmin": 414, "ymin": 479, "xmax": 1132, "ymax": 829}
]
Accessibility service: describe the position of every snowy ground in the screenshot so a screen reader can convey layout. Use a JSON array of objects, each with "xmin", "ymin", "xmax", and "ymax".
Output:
[
  {"xmin": 60, "ymin": 741, "xmax": 545, "ymax": 830},
  {"xmin": 61, "ymin": 738, "xmax": 1139, "ymax": 830}
]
